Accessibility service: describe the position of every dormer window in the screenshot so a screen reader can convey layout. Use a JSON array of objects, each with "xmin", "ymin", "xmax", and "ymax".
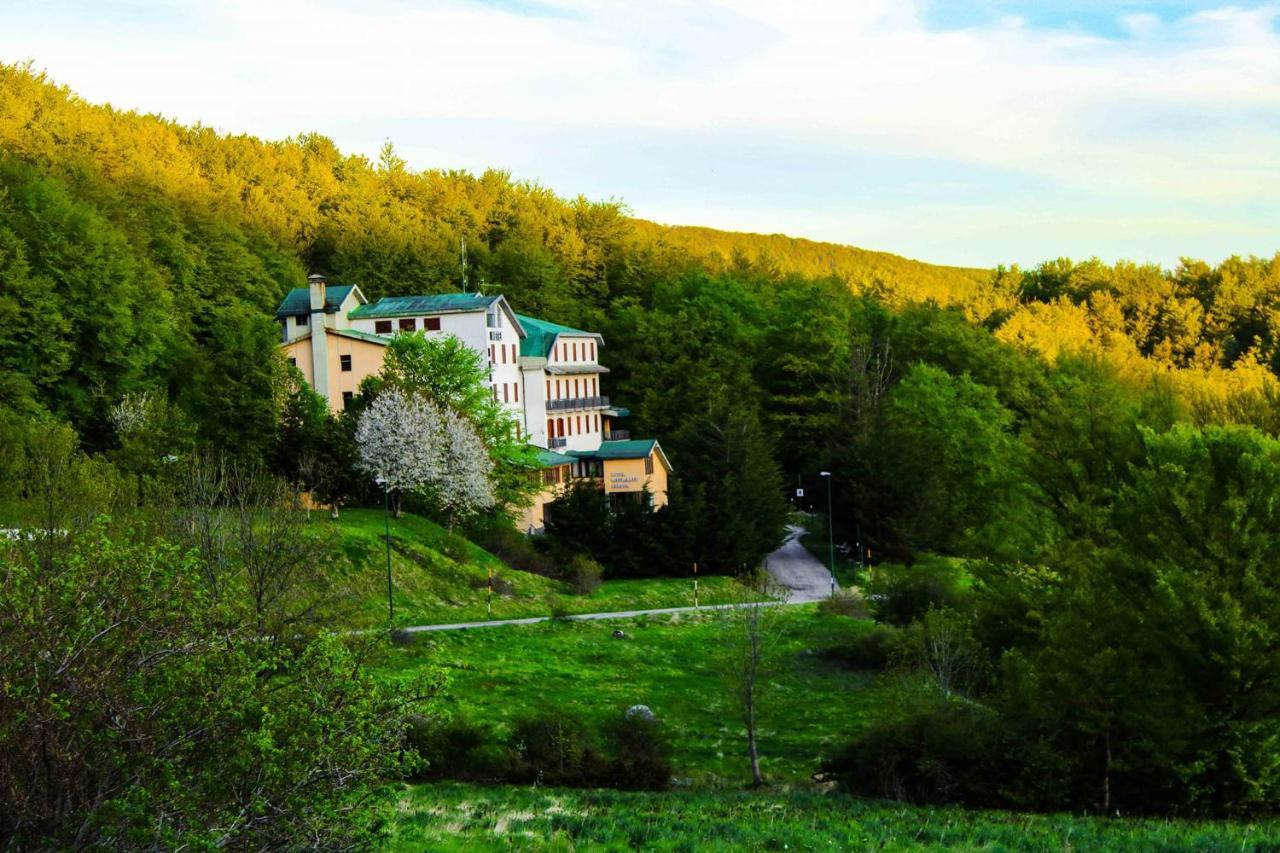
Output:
[{"xmin": 295, "ymin": 315, "xmax": 308, "ymax": 327}]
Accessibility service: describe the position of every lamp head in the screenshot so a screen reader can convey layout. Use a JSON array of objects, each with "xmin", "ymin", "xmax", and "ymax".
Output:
[{"xmin": 819, "ymin": 471, "xmax": 831, "ymax": 478}]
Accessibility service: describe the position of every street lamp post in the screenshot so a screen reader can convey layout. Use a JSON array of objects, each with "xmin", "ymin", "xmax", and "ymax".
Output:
[
  {"xmin": 375, "ymin": 476, "xmax": 393, "ymax": 623},
  {"xmin": 819, "ymin": 471, "xmax": 835, "ymax": 598}
]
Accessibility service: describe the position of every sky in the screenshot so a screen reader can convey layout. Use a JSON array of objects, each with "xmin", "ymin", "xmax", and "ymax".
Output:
[{"xmin": 1, "ymin": 0, "xmax": 1277, "ymax": 268}]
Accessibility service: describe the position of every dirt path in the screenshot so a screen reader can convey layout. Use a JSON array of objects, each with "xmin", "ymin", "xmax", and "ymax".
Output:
[{"xmin": 764, "ymin": 524, "xmax": 837, "ymax": 602}]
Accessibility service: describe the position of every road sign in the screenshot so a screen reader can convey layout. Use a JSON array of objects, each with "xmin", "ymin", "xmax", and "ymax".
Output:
[{"xmin": 795, "ymin": 488, "xmax": 805, "ymax": 497}]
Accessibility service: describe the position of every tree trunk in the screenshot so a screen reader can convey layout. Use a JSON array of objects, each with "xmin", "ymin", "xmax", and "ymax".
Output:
[
  {"xmin": 1102, "ymin": 726, "xmax": 1112, "ymax": 814},
  {"xmin": 747, "ymin": 698, "xmax": 764, "ymax": 786}
]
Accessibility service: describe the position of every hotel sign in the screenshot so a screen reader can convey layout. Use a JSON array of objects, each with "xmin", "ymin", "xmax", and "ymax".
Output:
[{"xmin": 607, "ymin": 470, "xmax": 642, "ymax": 492}]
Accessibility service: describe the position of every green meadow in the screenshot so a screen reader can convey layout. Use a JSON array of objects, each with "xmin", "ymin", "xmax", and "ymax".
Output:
[{"xmin": 388, "ymin": 784, "xmax": 1280, "ymax": 852}]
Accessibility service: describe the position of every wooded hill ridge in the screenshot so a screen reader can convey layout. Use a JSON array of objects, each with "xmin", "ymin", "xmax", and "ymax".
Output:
[{"xmin": 2, "ymin": 59, "xmax": 1279, "ymax": 454}]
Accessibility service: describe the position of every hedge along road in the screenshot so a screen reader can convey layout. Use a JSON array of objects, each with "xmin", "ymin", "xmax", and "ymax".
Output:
[{"xmin": 398, "ymin": 527, "xmax": 837, "ymax": 633}]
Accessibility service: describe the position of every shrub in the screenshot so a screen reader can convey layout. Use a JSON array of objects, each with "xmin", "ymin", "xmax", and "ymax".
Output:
[
  {"xmin": 830, "ymin": 623, "xmax": 903, "ymax": 670},
  {"xmin": 568, "ymin": 554, "xmax": 604, "ymax": 595},
  {"xmin": 823, "ymin": 686, "xmax": 1004, "ymax": 806},
  {"xmin": 601, "ymin": 713, "xmax": 672, "ymax": 790},
  {"xmin": 817, "ymin": 589, "xmax": 869, "ymax": 618},
  {"xmin": 509, "ymin": 714, "xmax": 607, "ymax": 786},
  {"xmin": 866, "ymin": 558, "xmax": 967, "ymax": 626},
  {"xmin": 405, "ymin": 715, "xmax": 513, "ymax": 782},
  {"xmin": 547, "ymin": 596, "xmax": 571, "ymax": 620},
  {"xmin": 470, "ymin": 523, "xmax": 559, "ymax": 578}
]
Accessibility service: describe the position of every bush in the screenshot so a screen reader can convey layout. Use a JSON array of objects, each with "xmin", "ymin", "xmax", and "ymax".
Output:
[
  {"xmin": 866, "ymin": 558, "xmax": 967, "ymax": 626},
  {"xmin": 823, "ymin": 687, "xmax": 1004, "ymax": 806},
  {"xmin": 405, "ymin": 715, "xmax": 516, "ymax": 783},
  {"xmin": 568, "ymin": 554, "xmax": 604, "ymax": 595},
  {"xmin": 509, "ymin": 714, "xmax": 608, "ymax": 786},
  {"xmin": 818, "ymin": 589, "xmax": 869, "ymax": 618},
  {"xmin": 468, "ymin": 521, "xmax": 559, "ymax": 578},
  {"xmin": 830, "ymin": 623, "xmax": 903, "ymax": 670},
  {"xmin": 601, "ymin": 713, "xmax": 672, "ymax": 790}
]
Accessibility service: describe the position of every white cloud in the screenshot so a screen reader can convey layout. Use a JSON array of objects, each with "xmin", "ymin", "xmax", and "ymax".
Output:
[{"xmin": 0, "ymin": 0, "xmax": 1276, "ymax": 265}]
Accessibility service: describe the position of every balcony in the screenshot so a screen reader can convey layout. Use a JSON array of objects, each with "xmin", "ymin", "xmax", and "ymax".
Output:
[
  {"xmin": 546, "ymin": 395, "xmax": 609, "ymax": 413},
  {"xmin": 549, "ymin": 437, "xmax": 568, "ymax": 449},
  {"xmin": 604, "ymin": 430, "xmax": 630, "ymax": 441}
]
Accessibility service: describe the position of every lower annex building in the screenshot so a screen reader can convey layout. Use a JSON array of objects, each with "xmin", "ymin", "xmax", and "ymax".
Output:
[{"xmin": 276, "ymin": 274, "xmax": 671, "ymax": 532}]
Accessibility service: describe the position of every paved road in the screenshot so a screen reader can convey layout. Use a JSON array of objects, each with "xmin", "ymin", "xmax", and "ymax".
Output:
[
  {"xmin": 397, "ymin": 524, "xmax": 833, "ymax": 633},
  {"xmin": 401, "ymin": 601, "xmax": 790, "ymax": 633},
  {"xmin": 765, "ymin": 524, "xmax": 838, "ymax": 602}
]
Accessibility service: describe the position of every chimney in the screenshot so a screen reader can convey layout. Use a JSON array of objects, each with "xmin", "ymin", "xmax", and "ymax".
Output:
[
  {"xmin": 308, "ymin": 273, "xmax": 327, "ymax": 312},
  {"xmin": 306, "ymin": 273, "xmax": 331, "ymax": 406}
]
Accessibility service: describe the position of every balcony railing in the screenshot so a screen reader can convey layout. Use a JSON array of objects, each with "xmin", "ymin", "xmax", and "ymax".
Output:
[
  {"xmin": 546, "ymin": 395, "xmax": 609, "ymax": 413},
  {"xmin": 604, "ymin": 430, "xmax": 630, "ymax": 441},
  {"xmin": 548, "ymin": 437, "xmax": 568, "ymax": 448}
]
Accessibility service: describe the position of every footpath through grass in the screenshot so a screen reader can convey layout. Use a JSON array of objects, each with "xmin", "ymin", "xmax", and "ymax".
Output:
[
  {"xmin": 388, "ymin": 784, "xmax": 1280, "ymax": 851},
  {"xmin": 331, "ymin": 509, "xmax": 742, "ymax": 626},
  {"xmin": 378, "ymin": 606, "xmax": 879, "ymax": 786}
]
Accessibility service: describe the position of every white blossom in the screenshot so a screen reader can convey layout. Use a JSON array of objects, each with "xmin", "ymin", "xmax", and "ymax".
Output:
[{"xmin": 355, "ymin": 388, "xmax": 495, "ymax": 518}]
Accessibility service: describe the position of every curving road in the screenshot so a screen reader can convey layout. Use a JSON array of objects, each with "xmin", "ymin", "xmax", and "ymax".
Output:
[
  {"xmin": 764, "ymin": 524, "xmax": 838, "ymax": 602},
  {"xmin": 394, "ymin": 524, "xmax": 836, "ymax": 633}
]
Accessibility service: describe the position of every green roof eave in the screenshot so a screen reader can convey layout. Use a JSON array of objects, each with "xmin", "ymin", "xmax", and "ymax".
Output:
[
  {"xmin": 567, "ymin": 439, "xmax": 656, "ymax": 460},
  {"xmin": 332, "ymin": 328, "xmax": 390, "ymax": 346},
  {"xmin": 535, "ymin": 449, "xmax": 576, "ymax": 468},
  {"xmin": 568, "ymin": 439, "xmax": 672, "ymax": 472},
  {"xmin": 515, "ymin": 313, "xmax": 604, "ymax": 359}
]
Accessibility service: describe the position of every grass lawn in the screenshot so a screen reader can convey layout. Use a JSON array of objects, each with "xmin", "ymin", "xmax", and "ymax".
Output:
[
  {"xmin": 330, "ymin": 509, "xmax": 744, "ymax": 627},
  {"xmin": 377, "ymin": 605, "xmax": 879, "ymax": 786},
  {"xmin": 387, "ymin": 783, "xmax": 1280, "ymax": 851}
]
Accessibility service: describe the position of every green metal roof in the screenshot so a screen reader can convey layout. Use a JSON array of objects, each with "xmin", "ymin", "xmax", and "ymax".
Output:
[
  {"xmin": 603, "ymin": 406, "xmax": 630, "ymax": 418},
  {"xmin": 535, "ymin": 449, "xmax": 576, "ymax": 468},
  {"xmin": 349, "ymin": 293, "xmax": 499, "ymax": 319},
  {"xmin": 568, "ymin": 439, "xmax": 656, "ymax": 461},
  {"xmin": 516, "ymin": 313, "xmax": 603, "ymax": 359},
  {"xmin": 276, "ymin": 285, "xmax": 357, "ymax": 318},
  {"xmin": 332, "ymin": 328, "xmax": 389, "ymax": 346}
]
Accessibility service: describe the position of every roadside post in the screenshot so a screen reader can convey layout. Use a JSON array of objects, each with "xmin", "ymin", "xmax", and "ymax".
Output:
[
  {"xmin": 375, "ymin": 476, "xmax": 393, "ymax": 624},
  {"xmin": 693, "ymin": 562, "xmax": 699, "ymax": 608},
  {"xmin": 820, "ymin": 471, "xmax": 835, "ymax": 598}
]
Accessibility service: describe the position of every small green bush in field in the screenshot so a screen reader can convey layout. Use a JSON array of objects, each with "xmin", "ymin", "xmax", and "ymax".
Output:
[
  {"xmin": 831, "ymin": 623, "xmax": 903, "ymax": 670},
  {"xmin": 569, "ymin": 554, "xmax": 604, "ymax": 594},
  {"xmin": 404, "ymin": 709, "xmax": 672, "ymax": 790},
  {"xmin": 602, "ymin": 713, "xmax": 673, "ymax": 790},
  {"xmin": 866, "ymin": 558, "xmax": 968, "ymax": 626},
  {"xmin": 823, "ymin": 686, "xmax": 1003, "ymax": 806},
  {"xmin": 817, "ymin": 588, "xmax": 869, "ymax": 618}
]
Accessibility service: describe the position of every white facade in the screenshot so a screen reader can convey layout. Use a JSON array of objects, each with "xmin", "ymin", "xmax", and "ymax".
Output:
[{"xmin": 281, "ymin": 285, "xmax": 612, "ymax": 454}]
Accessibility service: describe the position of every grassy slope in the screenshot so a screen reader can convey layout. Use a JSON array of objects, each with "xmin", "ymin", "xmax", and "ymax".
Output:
[
  {"xmin": 378, "ymin": 606, "xmax": 878, "ymax": 785},
  {"xmin": 331, "ymin": 509, "xmax": 743, "ymax": 626},
  {"xmin": 389, "ymin": 784, "xmax": 1280, "ymax": 852}
]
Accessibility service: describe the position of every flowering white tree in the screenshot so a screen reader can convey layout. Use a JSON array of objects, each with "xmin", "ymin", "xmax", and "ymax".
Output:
[{"xmin": 355, "ymin": 388, "xmax": 494, "ymax": 522}]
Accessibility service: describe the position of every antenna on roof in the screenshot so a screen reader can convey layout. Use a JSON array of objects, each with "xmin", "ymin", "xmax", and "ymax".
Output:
[{"xmin": 460, "ymin": 236, "xmax": 469, "ymax": 293}]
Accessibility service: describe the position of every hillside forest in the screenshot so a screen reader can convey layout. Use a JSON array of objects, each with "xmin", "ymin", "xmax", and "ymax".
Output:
[{"xmin": 4, "ymin": 60, "xmax": 1280, "ymax": 845}]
